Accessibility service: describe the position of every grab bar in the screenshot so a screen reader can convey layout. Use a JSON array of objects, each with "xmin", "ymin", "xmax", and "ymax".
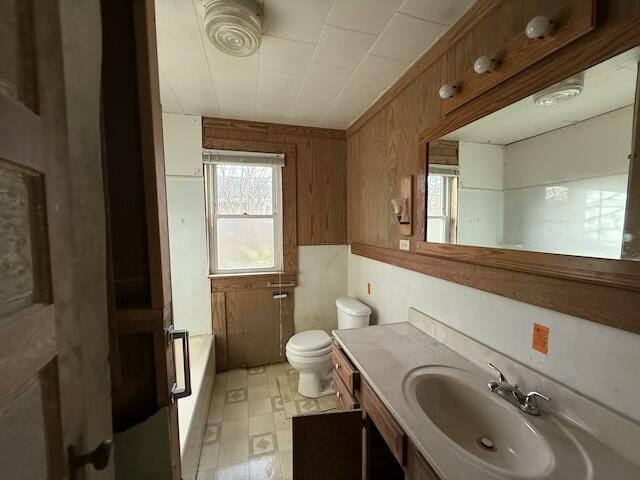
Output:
[{"xmin": 168, "ymin": 326, "xmax": 192, "ymax": 402}]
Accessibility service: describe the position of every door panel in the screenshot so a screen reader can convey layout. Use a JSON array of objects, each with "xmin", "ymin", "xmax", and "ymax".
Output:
[
  {"xmin": 226, "ymin": 287, "xmax": 294, "ymax": 368},
  {"xmin": 293, "ymin": 410, "xmax": 363, "ymax": 480},
  {"xmin": 0, "ymin": 159, "xmax": 50, "ymax": 320}
]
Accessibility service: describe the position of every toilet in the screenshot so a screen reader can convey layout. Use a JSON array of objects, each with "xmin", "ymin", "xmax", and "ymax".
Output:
[{"xmin": 286, "ymin": 297, "xmax": 371, "ymax": 398}]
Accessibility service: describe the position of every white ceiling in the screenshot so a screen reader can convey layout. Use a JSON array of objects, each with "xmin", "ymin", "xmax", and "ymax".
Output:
[
  {"xmin": 155, "ymin": 0, "xmax": 473, "ymax": 129},
  {"xmin": 443, "ymin": 47, "xmax": 640, "ymax": 145}
]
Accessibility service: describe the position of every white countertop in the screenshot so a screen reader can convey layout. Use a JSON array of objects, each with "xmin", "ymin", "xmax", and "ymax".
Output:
[{"xmin": 334, "ymin": 322, "xmax": 640, "ymax": 480}]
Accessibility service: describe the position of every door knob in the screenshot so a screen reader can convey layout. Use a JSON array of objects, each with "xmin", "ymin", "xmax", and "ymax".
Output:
[{"xmin": 69, "ymin": 439, "xmax": 113, "ymax": 473}]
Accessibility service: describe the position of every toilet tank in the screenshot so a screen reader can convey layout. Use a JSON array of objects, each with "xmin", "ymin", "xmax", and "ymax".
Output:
[{"xmin": 336, "ymin": 297, "xmax": 371, "ymax": 329}]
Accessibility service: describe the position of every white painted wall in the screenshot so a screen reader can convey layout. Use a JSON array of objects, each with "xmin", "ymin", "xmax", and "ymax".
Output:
[
  {"xmin": 295, "ymin": 246, "xmax": 348, "ymax": 333},
  {"xmin": 164, "ymin": 113, "xmax": 212, "ymax": 335},
  {"xmin": 163, "ymin": 113, "xmax": 204, "ymax": 176},
  {"xmin": 502, "ymin": 107, "xmax": 632, "ymax": 258},
  {"xmin": 348, "ymin": 249, "xmax": 640, "ymax": 422},
  {"xmin": 457, "ymin": 142, "xmax": 504, "ymax": 247}
]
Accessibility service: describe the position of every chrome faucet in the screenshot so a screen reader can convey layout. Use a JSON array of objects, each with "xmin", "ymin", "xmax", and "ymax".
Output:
[{"xmin": 487, "ymin": 363, "xmax": 549, "ymax": 416}]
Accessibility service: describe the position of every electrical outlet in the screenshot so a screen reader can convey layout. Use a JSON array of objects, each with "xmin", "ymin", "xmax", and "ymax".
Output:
[{"xmin": 399, "ymin": 239, "xmax": 410, "ymax": 251}]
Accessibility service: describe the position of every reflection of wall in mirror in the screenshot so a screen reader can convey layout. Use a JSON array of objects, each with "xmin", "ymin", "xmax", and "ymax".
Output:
[
  {"xmin": 458, "ymin": 142, "xmax": 504, "ymax": 248},
  {"xmin": 502, "ymin": 105, "xmax": 632, "ymax": 259}
]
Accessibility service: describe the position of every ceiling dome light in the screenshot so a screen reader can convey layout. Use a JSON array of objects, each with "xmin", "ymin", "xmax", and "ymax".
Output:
[
  {"xmin": 204, "ymin": 0, "xmax": 263, "ymax": 57},
  {"xmin": 533, "ymin": 73, "xmax": 584, "ymax": 106}
]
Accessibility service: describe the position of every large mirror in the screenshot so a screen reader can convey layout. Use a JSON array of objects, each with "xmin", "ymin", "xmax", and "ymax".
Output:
[{"xmin": 426, "ymin": 47, "xmax": 640, "ymax": 260}]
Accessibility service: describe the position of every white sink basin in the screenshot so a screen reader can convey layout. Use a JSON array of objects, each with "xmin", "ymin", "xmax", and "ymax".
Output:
[{"xmin": 403, "ymin": 366, "xmax": 590, "ymax": 479}]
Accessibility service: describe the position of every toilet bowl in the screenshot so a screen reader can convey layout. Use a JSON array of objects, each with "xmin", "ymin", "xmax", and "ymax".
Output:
[
  {"xmin": 285, "ymin": 330, "xmax": 333, "ymax": 398},
  {"xmin": 286, "ymin": 297, "xmax": 371, "ymax": 398}
]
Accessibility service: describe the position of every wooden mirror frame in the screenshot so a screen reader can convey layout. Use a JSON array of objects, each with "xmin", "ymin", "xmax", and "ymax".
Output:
[{"xmin": 415, "ymin": 30, "xmax": 640, "ymax": 335}]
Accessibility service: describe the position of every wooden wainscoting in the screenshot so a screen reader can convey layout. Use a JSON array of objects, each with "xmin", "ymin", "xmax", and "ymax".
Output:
[{"xmin": 211, "ymin": 282, "xmax": 295, "ymax": 371}]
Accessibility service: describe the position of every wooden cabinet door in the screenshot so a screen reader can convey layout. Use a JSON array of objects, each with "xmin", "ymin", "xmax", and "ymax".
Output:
[
  {"xmin": 0, "ymin": 1, "xmax": 113, "ymax": 478},
  {"xmin": 293, "ymin": 410, "xmax": 363, "ymax": 480},
  {"xmin": 226, "ymin": 287, "xmax": 294, "ymax": 368}
]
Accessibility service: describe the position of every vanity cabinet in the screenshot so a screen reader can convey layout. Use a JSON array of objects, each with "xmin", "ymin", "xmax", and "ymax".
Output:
[
  {"xmin": 332, "ymin": 343, "xmax": 360, "ymax": 410},
  {"xmin": 293, "ymin": 343, "xmax": 438, "ymax": 480}
]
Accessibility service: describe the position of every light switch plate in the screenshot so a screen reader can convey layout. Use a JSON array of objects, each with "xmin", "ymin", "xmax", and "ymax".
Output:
[{"xmin": 399, "ymin": 239, "xmax": 410, "ymax": 251}]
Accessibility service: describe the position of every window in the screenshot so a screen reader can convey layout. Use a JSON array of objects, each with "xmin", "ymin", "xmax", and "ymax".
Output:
[
  {"xmin": 426, "ymin": 165, "xmax": 459, "ymax": 243},
  {"xmin": 204, "ymin": 150, "xmax": 284, "ymax": 274}
]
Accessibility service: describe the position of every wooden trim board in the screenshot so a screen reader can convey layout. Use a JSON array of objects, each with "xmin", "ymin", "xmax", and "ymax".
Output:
[
  {"xmin": 210, "ymin": 272, "xmax": 297, "ymax": 293},
  {"xmin": 203, "ymin": 116, "xmax": 345, "ymax": 140}
]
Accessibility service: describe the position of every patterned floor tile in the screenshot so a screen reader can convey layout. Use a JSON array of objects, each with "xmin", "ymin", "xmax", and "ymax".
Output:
[
  {"xmin": 296, "ymin": 398, "xmax": 318, "ymax": 414},
  {"xmin": 250, "ymin": 433, "xmax": 277, "ymax": 457},
  {"xmin": 226, "ymin": 389, "xmax": 247, "ymax": 404},
  {"xmin": 207, "ymin": 364, "xmax": 293, "ymax": 480}
]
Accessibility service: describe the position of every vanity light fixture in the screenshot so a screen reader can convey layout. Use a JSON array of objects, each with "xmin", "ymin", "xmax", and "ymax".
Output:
[
  {"xmin": 533, "ymin": 73, "xmax": 584, "ymax": 106},
  {"xmin": 473, "ymin": 56, "xmax": 497, "ymax": 74},
  {"xmin": 439, "ymin": 84, "xmax": 458, "ymax": 99},
  {"xmin": 391, "ymin": 198, "xmax": 409, "ymax": 224},
  {"xmin": 526, "ymin": 15, "xmax": 554, "ymax": 39},
  {"xmin": 392, "ymin": 176, "xmax": 413, "ymax": 236},
  {"xmin": 204, "ymin": 0, "xmax": 263, "ymax": 57}
]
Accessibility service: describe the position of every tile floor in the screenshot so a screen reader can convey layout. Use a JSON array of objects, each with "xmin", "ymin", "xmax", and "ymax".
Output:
[{"xmin": 197, "ymin": 362, "xmax": 328, "ymax": 480}]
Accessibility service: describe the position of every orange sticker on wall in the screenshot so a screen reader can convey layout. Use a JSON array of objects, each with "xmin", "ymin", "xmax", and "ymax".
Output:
[{"xmin": 532, "ymin": 323, "xmax": 549, "ymax": 354}]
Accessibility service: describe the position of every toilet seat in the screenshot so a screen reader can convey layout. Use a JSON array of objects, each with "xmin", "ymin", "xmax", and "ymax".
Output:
[{"xmin": 286, "ymin": 330, "xmax": 332, "ymax": 357}]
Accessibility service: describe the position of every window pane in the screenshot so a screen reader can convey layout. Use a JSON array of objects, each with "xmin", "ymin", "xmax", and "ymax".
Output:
[
  {"xmin": 216, "ymin": 164, "xmax": 273, "ymax": 215},
  {"xmin": 427, "ymin": 175, "xmax": 445, "ymax": 216},
  {"xmin": 216, "ymin": 217, "xmax": 274, "ymax": 270}
]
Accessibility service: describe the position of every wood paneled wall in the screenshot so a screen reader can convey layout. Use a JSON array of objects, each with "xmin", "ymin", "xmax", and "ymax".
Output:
[
  {"xmin": 347, "ymin": 0, "xmax": 640, "ymax": 250},
  {"xmin": 203, "ymin": 117, "xmax": 347, "ymax": 246},
  {"xmin": 345, "ymin": 0, "xmax": 640, "ymax": 330}
]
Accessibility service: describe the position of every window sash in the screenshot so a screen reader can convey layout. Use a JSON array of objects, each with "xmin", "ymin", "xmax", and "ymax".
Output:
[
  {"xmin": 427, "ymin": 173, "xmax": 457, "ymax": 243},
  {"xmin": 204, "ymin": 161, "xmax": 283, "ymax": 275}
]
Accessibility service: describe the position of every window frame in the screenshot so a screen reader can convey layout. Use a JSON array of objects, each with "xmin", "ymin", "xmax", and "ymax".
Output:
[
  {"xmin": 426, "ymin": 168, "xmax": 458, "ymax": 244},
  {"xmin": 205, "ymin": 157, "xmax": 284, "ymax": 275}
]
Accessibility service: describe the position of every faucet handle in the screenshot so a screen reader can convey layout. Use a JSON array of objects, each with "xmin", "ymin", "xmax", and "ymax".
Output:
[
  {"xmin": 488, "ymin": 363, "xmax": 507, "ymax": 383},
  {"xmin": 524, "ymin": 391, "xmax": 550, "ymax": 413}
]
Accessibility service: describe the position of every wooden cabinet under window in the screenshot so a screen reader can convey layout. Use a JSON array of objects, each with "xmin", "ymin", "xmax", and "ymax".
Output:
[{"xmin": 211, "ymin": 277, "xmax": 295, "ymax": 370}]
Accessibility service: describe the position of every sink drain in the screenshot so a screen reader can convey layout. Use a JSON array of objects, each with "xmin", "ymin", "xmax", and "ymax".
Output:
[{"xmin": 478, "ymin": 437, "xmax": 496, "ymax": 451}]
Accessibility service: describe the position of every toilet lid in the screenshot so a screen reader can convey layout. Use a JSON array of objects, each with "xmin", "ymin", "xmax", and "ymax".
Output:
[{"xmin": 287, "ymin": 330, "xmax": 331, "ymax": 352}]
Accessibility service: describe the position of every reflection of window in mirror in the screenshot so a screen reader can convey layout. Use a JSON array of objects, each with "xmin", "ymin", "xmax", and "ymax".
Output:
[
  {"xmin": 427, "ymin": 165, "xmax": 458, "ymax": 243},
  {"xmin": 426, "ymin": 46, "xmax": 640, "ymax": 260}
]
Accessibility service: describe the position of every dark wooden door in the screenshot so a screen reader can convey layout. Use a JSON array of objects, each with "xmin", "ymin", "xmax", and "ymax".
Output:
[
  {"xmin": 0, "ymin": 0, "xmax": 113, "ymax": 478},
  {"xmin": 293, "ymin": 410, "xmax": 363, "ymax": 480}
]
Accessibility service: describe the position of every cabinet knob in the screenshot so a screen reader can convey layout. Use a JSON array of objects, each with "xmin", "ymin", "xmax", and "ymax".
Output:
[
  {"xmin": 335, "ymin": 363, "xmax": 341, "ymax": 370},
  {"xmin": 336, "ymin": 391, "xmax": 341, "ymax": 398}
]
